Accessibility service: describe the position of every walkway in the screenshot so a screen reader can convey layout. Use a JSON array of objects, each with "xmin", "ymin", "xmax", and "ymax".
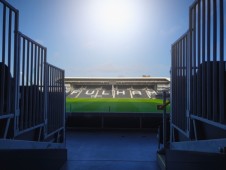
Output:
[{"xmin": 62, "ymin": 130, "xmax": 160, "ymax": 170}]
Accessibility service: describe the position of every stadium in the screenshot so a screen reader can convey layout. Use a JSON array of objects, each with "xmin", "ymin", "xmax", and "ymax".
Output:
[
  {"xmin": 65, "ymin": 77, "xmax": 170, "ymax": 129},
  {"xmin": 1, "ymin": 0, "xmax": 226, "ymax": 170}
]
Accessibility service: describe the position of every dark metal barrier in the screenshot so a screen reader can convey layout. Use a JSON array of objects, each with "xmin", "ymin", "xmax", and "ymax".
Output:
[
  {"xmin": 45, "ymin": 63, "xmax": 65, "ymax": 139},
  {"xmin": 171, "ymin": 0, "xmax": 226, "ymax": 141},
  {"xmin": 0, "ymin": 0, "xmax": 65, "ymax": 145},
  {"xmin": 16, "ymin": 32, "xmax": 46, "ymax": 134},
  {"xmin": 0, "ymin": 0, "xmax": 19, "ymax": 138},
  {"xmin": 171, "ymin": 32, "xmax": 189, "ymax": 135},
  {"xmin": 189, "ymin": 0, "xmax": 225, "ymax": 125}
]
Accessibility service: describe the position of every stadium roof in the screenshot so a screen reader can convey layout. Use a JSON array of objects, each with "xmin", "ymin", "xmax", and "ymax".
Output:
[
  {"xmin": 65, "ymin": 77, "xmax": 170, "ymax": 81},
  {"xmin": 64, "ymin": 77, "xmax": 170, "ymax": 84}
]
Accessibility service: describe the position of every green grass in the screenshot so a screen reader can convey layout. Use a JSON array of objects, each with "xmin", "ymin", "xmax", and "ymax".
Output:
[{"xmin": 66, "ymin": 98, "xmax": 170, "ymax": 113}]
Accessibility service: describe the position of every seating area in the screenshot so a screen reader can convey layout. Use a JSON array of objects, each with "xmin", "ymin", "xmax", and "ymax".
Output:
[{"xmin": 67, "ymin": 85, "xmax": 158, "ymax": 99}]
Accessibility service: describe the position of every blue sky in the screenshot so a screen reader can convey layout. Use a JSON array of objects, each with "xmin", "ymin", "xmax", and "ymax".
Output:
[{"xmin": 7, "ymin": 0, "xmax": 194, "ymax": 77}]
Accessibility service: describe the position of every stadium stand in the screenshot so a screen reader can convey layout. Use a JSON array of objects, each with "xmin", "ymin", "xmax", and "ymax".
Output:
[{"xmin": 65, "ymin": 77, "xmax": 170, "ymax": 99}]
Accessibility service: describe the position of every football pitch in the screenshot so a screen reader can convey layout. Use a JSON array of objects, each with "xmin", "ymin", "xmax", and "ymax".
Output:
[{"xmin": 66, "ymin": 98, "xmax": 170, "ymax": 113}]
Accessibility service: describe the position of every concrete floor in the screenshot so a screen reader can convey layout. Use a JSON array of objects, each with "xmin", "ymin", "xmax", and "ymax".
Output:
[{"xmin": 61, "ymin": 131, "xmax": 160, "ymax": 170}]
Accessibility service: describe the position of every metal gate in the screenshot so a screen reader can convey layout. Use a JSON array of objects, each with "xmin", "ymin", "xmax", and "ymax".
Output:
[
  {"xmin": 171, "ymin": 0, "xmax": 226, "ymax": 141},
  {"xmin": 0, "ymin": 0, "xmax": 65, "ymax": 145}
]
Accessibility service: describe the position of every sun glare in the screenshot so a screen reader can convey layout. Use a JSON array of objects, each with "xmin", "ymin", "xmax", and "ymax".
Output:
[
  {"xmin": 94, "ymin": 0, "xmax": 134, "ymax": 33},
  {"xmin": 83, "ymin": 0, "xmax": 145, "ymax": 40},
  {"xmin": 64, "ymin": 0, "xmax": 152, "ymax": 50}
]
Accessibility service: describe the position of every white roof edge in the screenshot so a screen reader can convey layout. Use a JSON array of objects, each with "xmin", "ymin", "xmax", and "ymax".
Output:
[{"xmin": 65, "ymin": 77, "xmax": 170, "ymax": 80}]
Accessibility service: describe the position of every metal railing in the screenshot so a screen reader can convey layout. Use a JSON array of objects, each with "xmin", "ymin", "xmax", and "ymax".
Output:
[
  {"xmin": 45, "ymin": 63, "xmax": 65, "ymax": 141},
  {"xmin": 189, "ymin": 0, "xmax": 225, "ymax": 125},
  {"xmin": 171, "ymin": 0, "xmax": 226, "ymax": 141},
  {"xmin": 15, "ymin": 32, "xmax": 47, "ymax": 135},
  {"xmin": 171, "ymin": 32, "xmax": 189, "ymax": 134},
  {"xmin": 0, "ymin": 0, "xmax": 65, "ymax": 145},
  {"xmin": 0, "ymin": 0, "xmax": 19, "ymax": 139}
]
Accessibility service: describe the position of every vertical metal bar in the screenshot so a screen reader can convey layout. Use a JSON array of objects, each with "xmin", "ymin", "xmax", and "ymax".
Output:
[
  {"xmin": 55, "ymin": 69, "xmax": 61, "ymax": 128},
  {"xmin": 197, "ymin": 0, "xmax": 202, "ymax": 117},
  {"xmin": 25, "ymin": 40, "xmax": 30, "ymax": 128},
  {"xmin": 6, "ymin": 10, "xmax": 12, "ymax": 113},
  {"xmin": 50, "ymin": 66, "xmax": 53, "ymax": 132},
  {"xmin": 62, "ymin": 70, "xmax": 65, "ymax": 143},
  {"xmin": 173, "ymin": 45, "xmax": 175, "ymax": 127},
  {"xmin": 0, "ymin": 5, "xmax": 6, "ymax": 114},
  {"xmin": 37, "ymin": 47, "xmax": 40, "ymax": 124},
  {"xmin": 202, "ymin": 0, "xmax": 206, "ymax": 118},
  {"xmin": 21, "ymin": 37, "xmax": 25, "ymax": 130},
  {"xmin": 14, "ymin": 31, "xmax": 19, "ymax": 130},
  {"xmin": 183, "ymin": 37, "xmax": 186, "ymax": 130},
  {"xmin": 53, "ymin": 67, "xmax": 57, "ymax": 130},
  {"xmin": 179, "ymin": 40, "xmax": 183, "ymax": 129},
  {"xmin": 44, "ymin": 63, "xmax": 48, "ymax": 138},
  {"xmin": 62, "ymin": 70, "xmax": 65, "ymax": 144},
  {"xmin": 184, "ymin": 36, "xmax": 186, "ymax": 131},
  {"xmin": 40, "ymin": 49, "xmax": 44, "ymax": 123},
  {"xmin": 206, "ymin": 0, "xmax": 212, "ymax": 119},
  {"xmin": 52, "ymin": 67, "xmax": 54, "ymax": 131},
  {"xmin": 212, "ymin": 0, "xmax": 218, "ymax": 121},
  {"xmin": 170, "ymin": 45, "xmax": 174, "ymax": 142},
  {"xmin": 43, "ymin": 51, "xmax": 47, "ymax": 138},
  {"xmin": 60, "ymin": 70, "xmax": 62, "ymax": 128},
  {"xmin": 51, "ymin": 67, "xmax": 54, "ymax": 131},
  {"xmin": 55, "ymin": 68, "xmax": 57, "ymax": 129},
  {"xmin": 189, "ymin": 7, "xmax": 193, "ymax": 120},
  {"xmin": 29, "ymin": 43, "xmax": 33, "ymax": 127},
  {"xmin": 186, "ymin": 33, "xmax": 190, "ymax": 132},
  {"xmin": 14, "ymin": 10, "xmax": 20, "ymax": 135},
  {"xmin": 193, "ymin": 6, "xmax": 197, "ymax": 116},
  {"xmin": 176, "ymin": 43, "xmax": 179, "ymax": 128},
  {"xmin": 181, "ymin": 38, "xmax": 184, "ymax": 130},
  {"xmin": 186, "ymin": 34, "xmax": 189, "ymax": 132},
  {"xmin": 58, "ymin": 70, "xmax": 61, "ymax": 128},
  {"xmin": 163, "ymin": 91, "xmax": 166, "ymax": 148},
  {"xmin": 48, "ymin": 66, "xmax": 51, "ymax": 133},
  {"xmin": 56, "ymin": 70, "xmax": 59, "ymax": 129},
  {"xmin": 56, "ymin": 69, "xmax": 58, "ymax": 129},
  {"xmin": 34, "ymin": 45, "xmax": 37, "ymax": 125},
  {"xmin": 219, "ymin": 0, "xmax": 224, "ymax": 123}
]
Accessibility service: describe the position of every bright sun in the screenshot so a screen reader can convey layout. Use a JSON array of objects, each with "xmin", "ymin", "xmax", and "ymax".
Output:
[
  {"xmin": 73, "ymin": 0, "xmax": 151, "ymax": 48},
  {"xmin": 86, "ymin": 0, "xmax": 138, "ymax": 34}
]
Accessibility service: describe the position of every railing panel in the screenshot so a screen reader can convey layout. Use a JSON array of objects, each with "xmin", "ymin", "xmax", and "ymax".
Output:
[
  {"xmin": 171, "ymin": 32, "xmax": 188, "ymax": 132},
  {"xmin": 17, "ymin": 32, "xmax": 46, "ymax": 132},
  {"xmin": 0, "ymin": 0, "xmax": 18, "ymax": 116},
  {"xmin": 172, "ymin": 0, "xmax": 226, "ymax": 137},
  {"xmin": 46, "ymin": 63, "xmax": 65, "ymax": 135},
  {"xmin": 0, "ymin": 0, "xmax": 65, "ymax": 144},
  {"xmin": 189, "ymin": 0, "xmax": 226, "ymax": 125}
]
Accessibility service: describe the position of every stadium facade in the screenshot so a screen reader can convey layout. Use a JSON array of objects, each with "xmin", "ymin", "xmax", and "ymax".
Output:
[{"xmin": 65, "ymin": 77, "xmax": 170, "ymax": 99}]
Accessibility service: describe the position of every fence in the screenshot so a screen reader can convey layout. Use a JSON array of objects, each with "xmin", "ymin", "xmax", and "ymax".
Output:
[
  {"xmin": 171, "ymin": 0, "xmax": 226, "ymax": 141},
  {"xmin": 171, "ymin": 32, "xmax": 189, "ymax": 135},
  {"xmin": 0, "ymin": 0, "xmax": 19, "ymax": 139},
  {"xmin": 0, "ymin": 0, "xmax": 65, "ymax": 144},
  {"xmin": 45, "ymin": 63, "xmax": 65, "ymax": 141}
]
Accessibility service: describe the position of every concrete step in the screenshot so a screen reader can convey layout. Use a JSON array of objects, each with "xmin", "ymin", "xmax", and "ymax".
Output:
[
  {"xmin": 0, "ymin": 148, "xmax": 67, "ymax": 170},
  {"xmin": 163, "ymin": 149, "xmax": 226, "ymax": 170}
]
